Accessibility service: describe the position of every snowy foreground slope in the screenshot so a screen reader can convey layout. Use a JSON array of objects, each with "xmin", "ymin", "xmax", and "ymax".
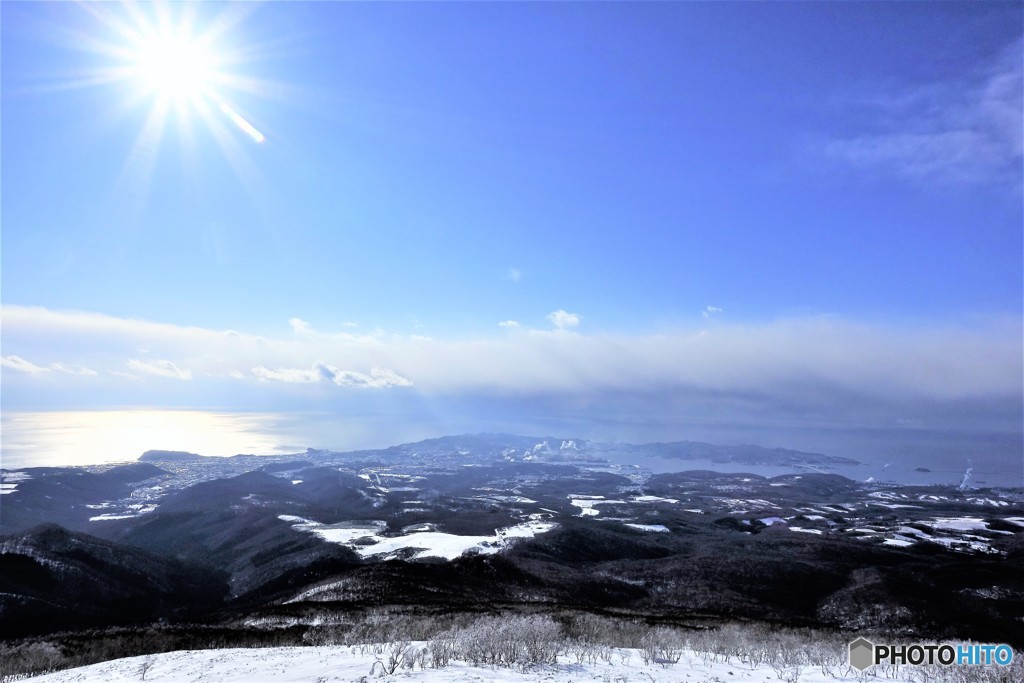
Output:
[{"xmin": 25, "ymin": 645, "xmax": 917, "ymax": 683}]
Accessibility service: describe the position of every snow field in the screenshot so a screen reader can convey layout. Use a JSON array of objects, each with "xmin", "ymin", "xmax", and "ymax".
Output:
[
  {"xmin": 279, "ymin": 516, "xmax": 557, "ymax": 561},
  {"xmin": 23, "ymin": 643, "xmax": 934, "ymax": 683}
]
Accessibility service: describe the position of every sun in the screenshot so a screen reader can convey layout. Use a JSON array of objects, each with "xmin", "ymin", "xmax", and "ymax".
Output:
[
  {"xmin": 133, "ymin": 32, "xmax": 217, "ymax": 102},
  {"xmin": 74, "ymin": 1, "xmax": 271, "ymax": 142},
  {"xmin": 127, "ymin": 28, "xmax": 268, "ymax": 144},
  {"xmin": 45, "ymin": 1, "xmax": 275, "ymax": 218},
  {"xmin": 113, "ymin": 7, "xmax": 265, "ymax": 144}
]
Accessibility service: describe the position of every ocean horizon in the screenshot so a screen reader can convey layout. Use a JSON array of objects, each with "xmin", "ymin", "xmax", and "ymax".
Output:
[{"xmin": 2, "ymin": 408, "xmax": 1020, "ymax": 488}]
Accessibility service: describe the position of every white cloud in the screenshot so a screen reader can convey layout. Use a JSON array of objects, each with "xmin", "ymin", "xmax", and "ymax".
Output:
[
  {"xmin": 288, "ymin": 316, "xmax": 380, "ymax": 342},
  {"xmin": 826, "ymin": 130, "xmax": 1012, "ymax": 185},
  {"xmin": 547, "ymin": 309, "xmax": 581, "ymax": 330},
  {"xmin": 507, "ymin": 267, "xmax": 522, "ymax": 283},
  {"xmin": 1, "ymin": 355, "xmax": 49, "ymax": 374},
  {"xmin": 498, "ymin": 320, "xmax": 520, "ymax": 329},
  {"xmin": 826, "ymin": 38, "xmax": 1022, "ymax": 187},
  {"xmin": 252, "ymin": 365, "xmax": 321, "ymax": 383},
  {"xmin": 289, "ymin": 317, "xmax": 314, "ymax": 335},
  {"xmin": 252, "ymin": 362, "xmax": 412, "ymax": 388},
  {"xmin": 333, "ymin": 367, "xmax": 413, "ymax": 388},
  {"xmin": 49, "ymin": 362, "xmax": 99, "ymax": 376},
  {"xmin": 702, "ymin": 306, "xmax": 723, "ymax": 319},
  {"xmin": 1, "ymin": 355, "xmax": 97, "ymax": 376},
  {"xmin": 126, "ymin": 359, "xmax": 193, "ymax": 380}
]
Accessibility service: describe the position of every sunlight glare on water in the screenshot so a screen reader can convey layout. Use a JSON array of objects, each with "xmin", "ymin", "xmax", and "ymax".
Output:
[{"xmin": 0, "ymin": 410, "xmax": 296, "ymax": 469}]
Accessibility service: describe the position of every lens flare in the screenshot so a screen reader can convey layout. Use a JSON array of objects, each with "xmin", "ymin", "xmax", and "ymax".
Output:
[
  {"xmin": 121, "ymin": 14, "xmax": 264, "ymax": 143},
  {"xmin": 38, "ymin": 1, "xmax": 279, "ymax": 219},
  {"xmin": 218, "ymin": 99, "xmax": 265, "ymax": 144}
]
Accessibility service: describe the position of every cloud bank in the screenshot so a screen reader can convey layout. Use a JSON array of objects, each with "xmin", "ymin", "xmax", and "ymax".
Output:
[{"xmin": 1, "ymin": 305, "xmax": 1020, "ymax": 432}]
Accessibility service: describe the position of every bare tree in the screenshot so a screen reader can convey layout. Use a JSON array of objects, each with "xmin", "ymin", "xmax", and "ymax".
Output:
[{"xmin": 138, "ymin": 656, "xmax": 155, "ymax": 681}]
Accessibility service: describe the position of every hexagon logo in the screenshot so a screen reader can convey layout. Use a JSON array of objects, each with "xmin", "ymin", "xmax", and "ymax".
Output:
[{"xmin": 849, "ymin": 637, "xmax": 875, "ymax": 671}]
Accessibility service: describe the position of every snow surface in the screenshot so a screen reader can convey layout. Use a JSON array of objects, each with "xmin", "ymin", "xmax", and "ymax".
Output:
[
  {"xmin": 481, "ymin": 495, "xmax": 538, "ymax": 504},
  {"xmin": 89, "ymin": 505, "xmax": 157, "ymax": 522},
  {"xmin": 568, "ymin": 496, "xmax": 625, "ymax": 517},
  {"xmin": 869, "ymin": 503, "xmax": 921, "ymax": 509},
  {"xmin": 625, "ymin": 523, "xmax": 670, "ymax": 532},
  {"xmin": 22, "ymin": 644, "xmax": 924, "ymax": 683},
  {"xmin": 929, "ymin": 517, "xmax": 990, "ymax": 532},
  {"xmin": 569, "ymin": 494, "xmax": 681, "ymax": 518},
  {"xmin": 896, "ymin": 526, "xmax": 930, "ymax": 539},
  {"xmin": 924, "ymin": 535, "xmax": 999, "ymax": 554},
  {"xmin": 281, "ymin": 516, "xmax": 556, "ymax": 560},
  {"xmin": 967, "ymin": 497, "xmax": 1009, "ymax": 507},
  {"xmin": 0, "ymin": 470, "xmax": 32, "ymax": 494}
]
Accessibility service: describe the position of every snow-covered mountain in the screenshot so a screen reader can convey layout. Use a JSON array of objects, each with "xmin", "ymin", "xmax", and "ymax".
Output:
[{"xmin": 2, "ymin": 433, "xmax": 1023, "ymax": 681}]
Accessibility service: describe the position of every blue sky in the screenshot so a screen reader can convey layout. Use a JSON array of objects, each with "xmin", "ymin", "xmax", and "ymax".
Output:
[{"xmin": 1, "ymin": 2, "xmax": 1021, "ymax": 456}]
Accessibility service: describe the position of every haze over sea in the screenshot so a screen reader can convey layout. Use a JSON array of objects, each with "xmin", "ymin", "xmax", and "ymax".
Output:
[{"xmin": 2, "ymin": 409, "xmax": 1019, "ymax": 489}]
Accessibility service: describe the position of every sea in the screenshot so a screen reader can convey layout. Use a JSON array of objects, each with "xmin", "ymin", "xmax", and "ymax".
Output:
[{"xmin": 1, "ymin": 409, "xmax": 1021, "ymax": 488}]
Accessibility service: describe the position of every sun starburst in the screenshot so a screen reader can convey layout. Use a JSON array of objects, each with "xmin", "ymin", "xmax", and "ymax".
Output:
[{"xmin": 40, "ymin": 1, "xmax": 277, "ymax": 219}]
